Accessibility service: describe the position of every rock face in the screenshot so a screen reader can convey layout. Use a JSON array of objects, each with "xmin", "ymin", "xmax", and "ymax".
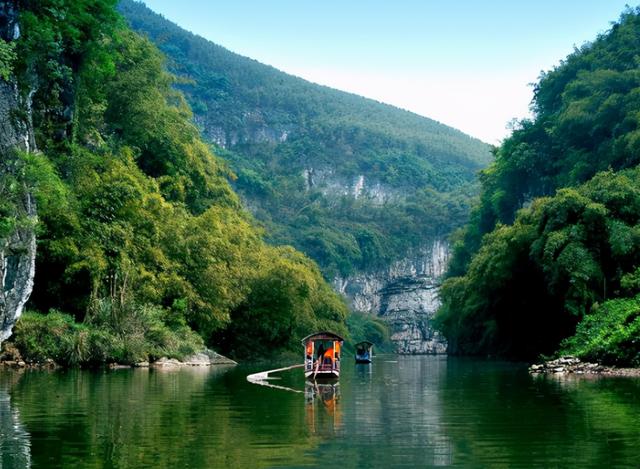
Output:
[
  {"xmin": 0, "ymin": 0, "xmax": 37, "ymax": 343},
  {"xmin": 335, "ymin": 239, "xmax": 449, "ymax": 354},
  {"xmin": 302, "ymin": 168, "xmax": 398, "ymax": 205},
  {"xmin": 195, "ymin": 112, "xmax": 291, "ymax": 148}
]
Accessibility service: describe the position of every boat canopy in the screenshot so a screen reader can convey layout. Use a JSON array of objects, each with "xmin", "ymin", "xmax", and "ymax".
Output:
[
  {"xmin": 301, "ymin": 331, "xmax": 345, "ymax": 344},
  {"xmin": 355, "ymin": 340, "xmax": 374, "ymax": 347}
]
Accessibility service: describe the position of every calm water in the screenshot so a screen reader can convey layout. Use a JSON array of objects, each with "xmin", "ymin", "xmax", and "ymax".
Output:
[{"xmin": 0, "ymin": 356, "xmax": 639, "ymax": 468}]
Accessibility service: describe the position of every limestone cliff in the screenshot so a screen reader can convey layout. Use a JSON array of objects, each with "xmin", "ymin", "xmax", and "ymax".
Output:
[
  {"xmin": 0, "ymin": 0, "xmax": 37, "ymax": 342},
  {"xmin": 335, "ymin": 239, "xmax": 449, "ymax": 354}
]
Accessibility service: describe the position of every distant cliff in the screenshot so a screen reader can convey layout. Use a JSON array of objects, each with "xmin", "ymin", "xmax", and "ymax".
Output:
[{"xmin": 335, "ymin": 240, "xmax": 448, "ymax": 353}]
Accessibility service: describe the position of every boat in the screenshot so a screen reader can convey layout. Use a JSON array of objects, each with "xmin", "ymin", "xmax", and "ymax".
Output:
[
  {"xmin": 355, "ymin": 341, "xmax": 373, "ymax": 363},
  {"xmin": 302, "ymin": 331, "xmax": 344, "ymax": 380}
]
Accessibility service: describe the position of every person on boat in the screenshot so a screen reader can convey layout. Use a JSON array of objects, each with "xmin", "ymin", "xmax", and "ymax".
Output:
[
  {"xmin": 323, "ymin": 346, "xmax": 334, "ymax": 366},
  {"xmin": 315, "ymin": 343, "xmax": 325, "ymax": 368},
  {"xmin": 306, "ymin": 341, "xmax": 313, "ymax": 361}
]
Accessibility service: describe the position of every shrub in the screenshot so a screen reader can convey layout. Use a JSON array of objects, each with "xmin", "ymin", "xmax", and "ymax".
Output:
[
  {"xmin": 13, "ymin": 311, "xmax": 78, "ymax": 364},
  {"xmin": 559, "ymin": 296, "xmax": 640, "ymax": 366},
  {"xmin": 13, "ymin": 302, "xmax": 204, "ymax": 367}
]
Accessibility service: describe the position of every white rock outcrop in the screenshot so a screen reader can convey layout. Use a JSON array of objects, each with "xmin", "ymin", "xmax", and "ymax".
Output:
[{"xmin": 335, "ymin": 239, "xmax": 449, "ymax": 354}]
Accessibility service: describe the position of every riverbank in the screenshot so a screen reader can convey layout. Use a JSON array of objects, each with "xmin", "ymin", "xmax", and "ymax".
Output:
[
  {"xmin": 0, "ymin": 342, "xmax": 236, "ymax": 370},
  {"xmin": 529, "ymin": 356, "xmax": 640, "ymax": 377}
]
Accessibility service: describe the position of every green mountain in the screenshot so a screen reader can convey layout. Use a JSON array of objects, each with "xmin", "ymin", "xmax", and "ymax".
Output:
[
  {"xmin": 2, "ymin": 0, "xmax": 352, "ymax": 363},
  {"xmin": 119, "ymin": 0, "xmax": 492, "ymax": 279},
  {"xmin": 438, "ymin": 7, "xmax": 640, "ymax": 365}
]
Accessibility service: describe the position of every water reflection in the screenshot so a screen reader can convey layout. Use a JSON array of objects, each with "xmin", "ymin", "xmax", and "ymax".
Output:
[
  {"xmin": 354, "ymin": 362, "xmax": 372, "ymax": 378},
  {"xmin": 320, "ymin": 355, "xmax": 454, "ymax": 467},
  {"xmin": 304, "ymin": 382, "xmax": 342, "ymax": 436},
  {"xmin": 437, "ymin": 360, "xmax": 640, "ymax": 467},
  {"xmin": 0, "ymin": 372, "xmax": 30, "ymax": 468},
  {"xmin": 0, "ymin": 358, "xmax": 638, "ymax": 467}
]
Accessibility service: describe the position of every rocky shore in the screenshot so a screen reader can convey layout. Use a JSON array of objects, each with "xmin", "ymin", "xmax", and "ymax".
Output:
[
  {"xmin": 529, "ymin": 356, "xmax": 640, "ymax": 377},
  {"xmin": 0, "ymin": 343, "xmax": 236, "ymax": 370}
]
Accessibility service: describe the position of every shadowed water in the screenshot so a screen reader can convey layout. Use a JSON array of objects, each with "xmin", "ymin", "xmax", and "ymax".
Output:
[{"xmin": 0, "ymin": 356, "xmax": 639, "ymax": 468}]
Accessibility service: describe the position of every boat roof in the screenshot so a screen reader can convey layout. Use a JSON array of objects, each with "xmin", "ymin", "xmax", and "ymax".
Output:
[
  {"xmin": 355, "ymin": 341, "xmax": 374, "ymax": 347},
  {"xmin": 301, "ymin": 331, "xmax": 345, "ymax": 343}
]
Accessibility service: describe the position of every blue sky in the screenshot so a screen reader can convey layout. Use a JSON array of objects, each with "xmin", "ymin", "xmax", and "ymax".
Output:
[{"xmin": 142, "ymin": 1, "xmax": 633, "ymax": 144}]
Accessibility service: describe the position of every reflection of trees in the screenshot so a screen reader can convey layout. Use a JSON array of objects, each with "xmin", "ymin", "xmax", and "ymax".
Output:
[
  {"xmin": 9, "ymin": 366, "xmax": 319, "ymax": 468},
  {"xmin": 437, "ymin": 361, "xmax": 640, "ymax": 467},
  {"xmin": 0, "ymin": 372, "xmax": 31, "ymax": 468}
]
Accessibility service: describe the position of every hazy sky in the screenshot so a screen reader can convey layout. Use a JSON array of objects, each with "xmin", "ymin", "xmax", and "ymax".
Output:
[{"xmin": 141, "ymin": 1, "xmax": 632, "ymax": 144}]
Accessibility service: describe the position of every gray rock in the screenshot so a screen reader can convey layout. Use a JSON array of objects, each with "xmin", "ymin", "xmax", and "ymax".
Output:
[
  {"xmin": 152, "ymin": 357, "xmax": 182, "ymax": 367},
  {"xmin": 151, "ymin": 350, "xmax": 236, "ymax": 368},
  {"xmin": 182, "ymin": 349, "xmax": 237, "ymax": 366},
  {"xmin": 182, "ymin": 352, "xmax": 211, "ymax": 366},
  {"xmin": 334, "ymin": 239, "xmax": 449, "ymax": 354},
  {"xmin": 529, "ymin": 356, "xmax": 621, "ymax": 376}
]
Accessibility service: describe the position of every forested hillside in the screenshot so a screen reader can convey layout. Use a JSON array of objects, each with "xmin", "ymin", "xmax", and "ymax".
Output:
[
  {"xmin": 119, "ymin": 0, "xmax": 492, "ymax": 278},
  {"xmin": 2, "ymin": 0, "xmax": 354, "ymax": 364},
  {"xmin": 438, "ymin": 8, "xmax": 640, "ymax": 365}
]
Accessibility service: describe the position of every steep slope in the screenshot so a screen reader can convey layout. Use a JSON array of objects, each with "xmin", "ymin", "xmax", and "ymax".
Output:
[{"xmin": 120, "ymin": 0, "xmax": 492, "ymax": 353}]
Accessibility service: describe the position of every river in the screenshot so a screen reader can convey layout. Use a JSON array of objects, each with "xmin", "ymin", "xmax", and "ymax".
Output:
[{"xmin": 0, "ymin": 355, "xmax": 639, "ymax": 467}]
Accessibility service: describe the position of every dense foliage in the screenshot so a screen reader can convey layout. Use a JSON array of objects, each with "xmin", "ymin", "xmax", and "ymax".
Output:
[
  {"xmin": 438, "ymin": 8, "xmax": 640, "ymax": 363},
  {"xmin": 448, "ymin": 8, "xmax": 640, "ymax": 276},
  {"xmin": 14, "ymin": 306, "xmax": 203, "ymax": 366},
  {"xmin": 8, "ymin": 0, "xmax": 351, "ymax": 363},
  {"xmin": 119, "ymin": 0, "xmax": 491, "ymax": 278},
  {"xmin": 560, "ymin": 295, "xmax": 640, "ymax": 367},
  {"xmin": 439, "ymin": 169, "xmax": 640, "ymax": 358}
]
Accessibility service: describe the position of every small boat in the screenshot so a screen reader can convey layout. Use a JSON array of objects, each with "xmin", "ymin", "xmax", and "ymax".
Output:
[
  {"xmin": 355, "ymin": 341, "xmax": 373, "ymax": 364},
  {"xmin": 302, "ymin": 331, "xmax": 344, "ymax": 380}
]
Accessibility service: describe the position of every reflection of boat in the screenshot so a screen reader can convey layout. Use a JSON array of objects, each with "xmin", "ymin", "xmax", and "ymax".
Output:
[
  {"xmin": 305, "ymin": 381, "xmax": 342, "ymax": 434},
  {"xmin": 355, "ymin": 341, "xmax": 373, "ymax": 364},
  {"xmin": 305, "ymin": 381, "xmax": 340, "ymax": 404},
  {"xmin": 302, "ymin": 332, "xmax": 344, "ymax": 380}
]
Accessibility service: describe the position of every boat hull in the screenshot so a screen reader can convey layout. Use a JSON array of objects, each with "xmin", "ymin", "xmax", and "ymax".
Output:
[
  {"xmin": 355, "ymin": 358, "xmax": 372, "ymax": 364},
  {"xmin": 305, "ymin": 370, "xmax": 339, "ymax": 380}
]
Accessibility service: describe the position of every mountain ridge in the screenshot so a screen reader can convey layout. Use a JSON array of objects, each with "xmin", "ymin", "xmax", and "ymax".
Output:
[
  {"xmin": 119, "ymin": 0, "xmax": 491, "ymax": 290},
  {"xmin": 120, "ymin": 0, "xmax": 491, "ymax": 170}
]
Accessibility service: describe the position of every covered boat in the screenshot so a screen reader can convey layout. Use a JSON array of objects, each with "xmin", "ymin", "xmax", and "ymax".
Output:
[
  {"xmin": 302, "ymin": 332, "xmax": 344, "ymax": 380},
  {"xmin": 355, "ymin": 341, "xmax": 373, "ymax": 363}
]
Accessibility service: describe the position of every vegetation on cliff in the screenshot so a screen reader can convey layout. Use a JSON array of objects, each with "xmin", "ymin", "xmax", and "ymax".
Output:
[
  {"xmin": 438, "ymin": 7, "xmax": 640, "ymax": 364},
  {"xmin": 7, "ymin": 0, "xmax": 351, "ymax": 363},
  {"xmin": 119, "ymin": 0, "xmax": 491, "ymax": 279}
]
